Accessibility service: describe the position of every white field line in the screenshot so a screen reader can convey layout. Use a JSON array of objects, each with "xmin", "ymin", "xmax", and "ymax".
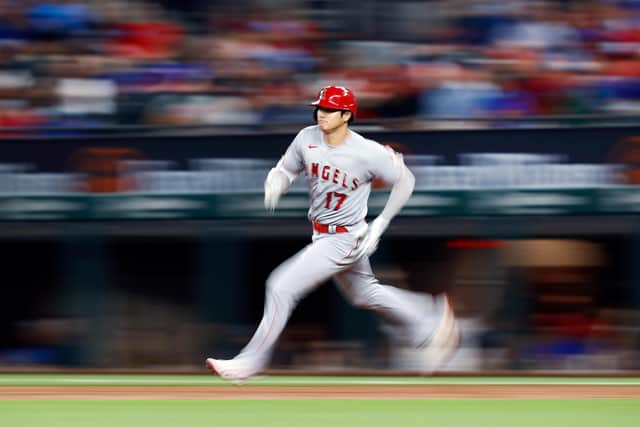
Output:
[{"xmin": 1, "ymin": 377, "xmax": 640, "ymax": 386}]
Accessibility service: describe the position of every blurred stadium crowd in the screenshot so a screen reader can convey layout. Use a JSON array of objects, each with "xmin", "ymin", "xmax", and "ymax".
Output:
[{"xmin": 1, "ymin": 0, "xmax": 640, "ymax": 134}]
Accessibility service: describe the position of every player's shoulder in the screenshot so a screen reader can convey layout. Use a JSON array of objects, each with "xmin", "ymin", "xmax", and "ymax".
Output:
[
  {"xmin": 296, "ymin": 125, "xmax": 320, "ymax": 138},
  {"xmin": 348, "ymin": 129, "xmax": 379, "ymax": 146},
  {"xmin": 348, "ymin": 129, "xmax": 387, "ymax": 153},
  {"xmin": 292, "ymin": 125, "xmax": 320, "ymax": 144}
]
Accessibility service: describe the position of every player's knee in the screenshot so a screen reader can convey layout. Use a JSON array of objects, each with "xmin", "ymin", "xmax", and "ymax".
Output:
[
  {"xmin": 266, "ymin": 272, "xmax": 291, "ymax": 297},
  {"xmin": 349, "ymin": 294, "xmax": 371, "ymax": 309},
  {"xmin": 349, "ymin": 285, "xmax": 382, "ymax": 309},
  {"xmin": 266, "ymin": 273, "xmax": 280, "ymax": 292},
  {"xmin": 350, "ymin": 291, "xmax": 378, "ymax": 309}
]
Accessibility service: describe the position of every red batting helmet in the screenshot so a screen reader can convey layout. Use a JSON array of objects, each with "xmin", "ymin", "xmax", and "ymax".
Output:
[{"xmin": 310, "ymin": 85, "xmax": 357, "ymax": 117}]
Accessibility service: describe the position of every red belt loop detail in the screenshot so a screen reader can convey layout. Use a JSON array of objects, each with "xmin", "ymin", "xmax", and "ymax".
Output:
[{"xmin": 312, "ymin": 221, "xmax": 348, "ymax": 234}]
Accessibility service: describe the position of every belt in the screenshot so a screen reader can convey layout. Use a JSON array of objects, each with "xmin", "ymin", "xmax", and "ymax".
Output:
[{"xmin": 312, "ymin": 221, "xmax": 348, "ymax": 234}]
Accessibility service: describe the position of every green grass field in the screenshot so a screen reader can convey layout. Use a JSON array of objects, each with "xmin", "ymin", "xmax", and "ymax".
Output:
[
  {"xmin": 1, "ymin": 399, "xmax": 638, "ymax": 427},
  {"xmin": 1, "ymin": 375, "xmax": 638, "ymax": 427}
]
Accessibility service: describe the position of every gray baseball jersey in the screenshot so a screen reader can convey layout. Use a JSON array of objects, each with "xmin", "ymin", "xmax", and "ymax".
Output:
[{"xmin": 280, "ymin": 125, "xmax": 403, "ymax": 226}]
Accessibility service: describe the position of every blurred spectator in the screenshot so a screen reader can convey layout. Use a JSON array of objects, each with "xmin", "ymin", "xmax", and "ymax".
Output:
[
  {"xmin": 419, "ymin": 67, "xmax": 501, "ymax": 122},
  {"xmin": 0, "ymin": 102, "xmax": 46, "ymax": 137},
  {"xmin": 1, "ymin": 0, "xmax": 640, "ymax": 134}
]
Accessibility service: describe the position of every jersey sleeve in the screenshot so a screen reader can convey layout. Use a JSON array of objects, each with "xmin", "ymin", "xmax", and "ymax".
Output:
[
  {"xmin": 279, "ymin": 130, "xmax": 306, "ymax": 175},
  {"xmin": 368, "ymin": 143, "xmax": 405, "ymax": 185}
]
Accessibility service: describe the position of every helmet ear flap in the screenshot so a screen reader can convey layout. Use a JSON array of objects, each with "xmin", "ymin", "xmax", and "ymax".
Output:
[{"xmin": 342, "ymin": 110, "xmax": 353, "ymax": 124}]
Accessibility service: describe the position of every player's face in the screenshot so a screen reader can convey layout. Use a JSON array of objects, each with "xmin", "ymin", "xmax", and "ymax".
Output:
[{"xmin": 316, "ymin": 107, "xmax": 349, "ymax": 132}]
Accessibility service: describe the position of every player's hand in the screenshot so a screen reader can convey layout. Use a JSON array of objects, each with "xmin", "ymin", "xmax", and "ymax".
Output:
[
  {"xmin": 361, "ymin": 216, "xmax": 389, "ymax": 257},
  {"xmin": 348, "ymin": 216, "xmax": 390, "ymax": 262},
  {"xmin": 264, "ymin": 168, "xmax": 290, "ymax": 212}
]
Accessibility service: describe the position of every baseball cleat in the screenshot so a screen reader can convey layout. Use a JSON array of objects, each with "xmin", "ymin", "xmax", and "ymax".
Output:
[
  {"xmin": 422, "ymin": 294, "xmax": 460, "ymax": 372},
  {"xmin": 205, "ymin": 357, "xmax": 256, "ymax": 383}
]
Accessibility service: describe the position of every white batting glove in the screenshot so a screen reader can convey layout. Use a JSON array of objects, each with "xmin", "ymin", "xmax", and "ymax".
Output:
[
  {"xmin": 362, "ymin": 216, "xmax": 390, "ymax": 257},
  {"xmin": 348, "ymin": 216, "xmax": 390, "ymax": 262},
  {"xmin": 264, "ymin": 168, "xmax": 290, "ymax": 212}
]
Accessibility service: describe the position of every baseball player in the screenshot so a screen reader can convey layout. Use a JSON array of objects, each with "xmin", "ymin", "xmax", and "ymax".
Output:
[{"xmin": 206, "ymin": 85, "xmax": 458, "ymax": 380}]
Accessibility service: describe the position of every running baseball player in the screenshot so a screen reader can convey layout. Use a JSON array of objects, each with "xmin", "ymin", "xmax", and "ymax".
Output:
[{"xmin": 206, "ymin": 85, "xmax": 458, "ymax": 380}]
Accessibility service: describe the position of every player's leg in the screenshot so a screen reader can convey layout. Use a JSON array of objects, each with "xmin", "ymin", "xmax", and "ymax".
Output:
[
  {"xmin": 333, "ymin": 256, "xmax": 459, "ymax": 369},
  {"xmin": 206, "ymin": 235, "xmax": 348, "ymax": 380},
  {"xmin": 333, "ymin": 256, "xmax": 433, "ymax": 346}
]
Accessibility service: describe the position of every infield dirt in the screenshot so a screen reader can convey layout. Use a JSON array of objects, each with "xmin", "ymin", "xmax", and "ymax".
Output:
[{"xmin": 1, "ymin": 385, "xmax": 639, "ymax": 399}]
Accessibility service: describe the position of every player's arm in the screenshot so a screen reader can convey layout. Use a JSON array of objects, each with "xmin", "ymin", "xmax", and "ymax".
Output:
[
  {"xmin": 264, "ymin": 135, "xmax": 304, "ymax": 211},
  {"xmin": 376, "ymin": 156, "xmax": 415, "ymax": 229},
  {"xmin": 354, "ymin": 146, "xmax": 415, "ymax": 259},
  {"xmin": 264, "ymin": 157, "xmax": 299, "ymax": 211}
]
